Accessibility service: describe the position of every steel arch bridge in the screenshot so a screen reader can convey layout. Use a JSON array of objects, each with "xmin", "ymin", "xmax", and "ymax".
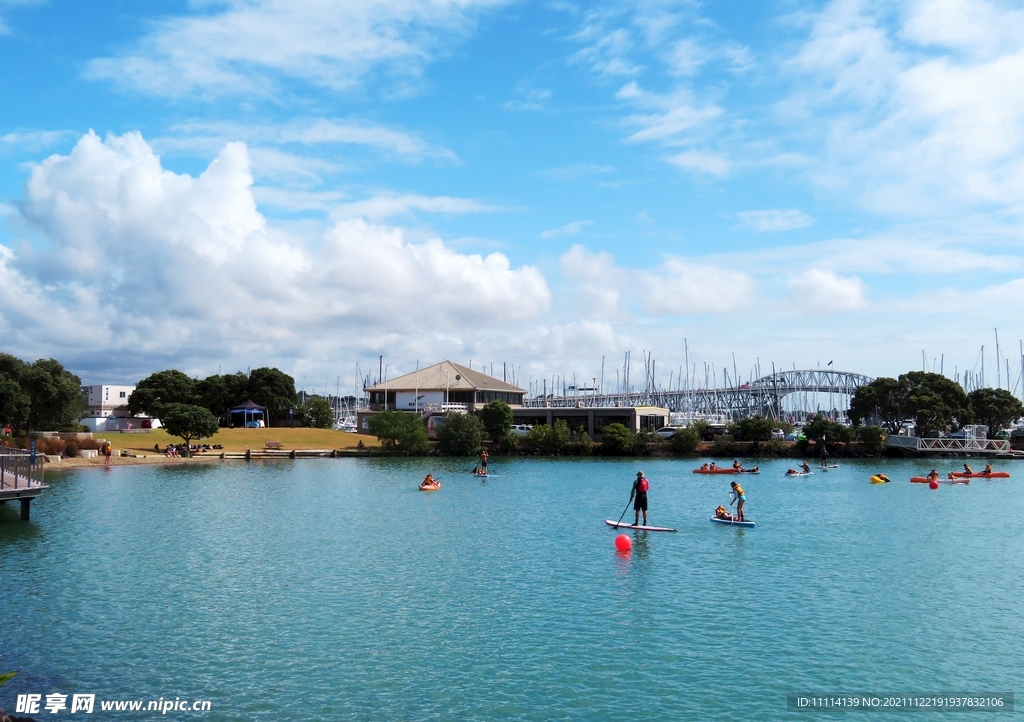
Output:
[{"xmin": 524, "ymin": 369, "xmax": 874, "ymax": 420}]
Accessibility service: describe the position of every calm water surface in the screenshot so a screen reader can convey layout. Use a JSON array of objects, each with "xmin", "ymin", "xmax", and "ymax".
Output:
[{"xmin": 2, "ymin": 457, "xmax": 1022, "ymax": 720}]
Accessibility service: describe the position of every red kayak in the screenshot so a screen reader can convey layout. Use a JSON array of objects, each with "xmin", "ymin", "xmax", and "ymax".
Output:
[
  {"xmin": 692, "ymin": 468, "xmax": 738, "ymax": 474},
  {"xmin": 949, "ymin": 471, "xmax": 1009, "ymax": 478},
  {"xmin": 911, "ymin": 476, "xmax": 969, "ymax": 485}
]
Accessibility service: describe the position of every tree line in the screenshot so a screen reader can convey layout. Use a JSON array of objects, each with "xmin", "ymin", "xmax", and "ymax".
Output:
[{"xmin": 849, "ymin": 371, "xmax": 1024, "ymax": 438}]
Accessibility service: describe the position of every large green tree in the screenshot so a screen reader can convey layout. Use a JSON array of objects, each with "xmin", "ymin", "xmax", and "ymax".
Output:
[
  {"xmin": 478, "ymin": 400, "xmax": 513, "ymax": 440},
  {"xmin": 849, "ymin": 377, "xmax": 905, "ymax": 432},
  {"xmin": 902, "ymin": 371, "xmax": 971, "ymax": 437},
  {"xmin": 128, "ymin": 370, "xmax": 197, "ymax": 418},
  {"xmin": 247, "ymin": 367, "xmax": 297, "ymax": 424},
  {"xmin": 23, "ymin": 359, "xmax": 85, "ymax": 431},
  {"xmin": 734, "ymin": 415, "xmax": 774, "ymax": 442},
  {"xmin": 368, "ymin": 410, "xmax": 429, "ymax": 452},
  {"xmin": 968, "ymin": 388, "xmax": 1024, "ymax": 437},
  {"xmin": 803, "ymin": 414, "xmax": 853, "ymax": 444},
  {"xmin": 437, "ymin": 412, "xmax": 485, "ymax": 455},
  {"xmin": 161, "ymin": 404, "xmax": 220, "ymax": 457},
  {"xmin": 195, "ymin": 371, "xmax": 249, "ymax": 423}
]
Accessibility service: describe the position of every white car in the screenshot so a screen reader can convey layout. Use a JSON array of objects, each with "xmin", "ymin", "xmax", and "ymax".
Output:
[
  {"xmin": 510, "ymin": 424, "xmax": 534, "ymax": 437},
  {"xmin": 655, "ymin": 426, "xmax": 681, "ymax": 438},
  {"xmin": 770, "ymin": 428, "xmax": 785, "ymax": 440}
]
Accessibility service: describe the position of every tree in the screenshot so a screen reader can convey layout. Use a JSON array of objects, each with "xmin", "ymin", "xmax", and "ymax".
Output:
[
  {"xmin": 161, "ymin": 404, "xmax": 220, "ymax": 457},
  {"xmin": 0, "ymin": 355, "xmax": 30, "ymax": 434},
  {"xmin": 23, "ymin": 359, "xmax": 85, "ymax": 431},
  {"xmin": 902, "ymin": 371, "xmax": 971, "ymax": 437},
  {"xmin": 247, "ymin": 367, "xmax": 297, "ymax": 425},
  {"xmin": 968, "ymin": 388, "xmax": 1024, "ymax": 437},
  {"xmin": 600, "ymin": 423, "xmax": 636, "ymax": 455},
  {"xmin": 524, "ymin": 420, "xmax": 570, "ymax": 453},
  {"xmin": 478, "ymin": 400, "xmax": 513, "ymax": 440},
  {"xmin": 437, "ymin": 412, "xmax": 485, "ymax": 455},
  {"xmin": 849, "ymin": 377, "xmax": 905, "ymax": 432},
  {"xmin": 368, "ymin": 410, "xmax": 429, "ymax": 453},
  {"xmin": 128, "ymin": 370, "xmax": 197, "ymax": 418},
  {"xmin": 735, "ymin": 415, "xmax": 774, "ymax": 442},
  {"xmin": 803, "ymin": 414, "xmax": 853, "ymax": 444},
  {"xmin": 671, "ymin": 427, "xmax": 701, "ymax": 455},
  {"xmin": 196, "ymin": 371, "xmax": 249, "ymax": 424},
  {"xmin": 300, "ymin": 396, "xmax": 335, "ymax": 429}
]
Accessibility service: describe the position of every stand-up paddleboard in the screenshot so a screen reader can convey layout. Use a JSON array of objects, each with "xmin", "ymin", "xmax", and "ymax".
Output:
[
  {"xmin": 605, "ymin": 520, "xmax": 677, "ymax": 532},
  {"xmin": 472, "ymin": 473, "xmax": 489, "ymax": 478},
  {"xmin": 710, "ymin": 517, "xmax": 756, "ymax": 527},
  {"xmin": 785, "ymin": 471, "xmax": 813, "ymax": 476}
]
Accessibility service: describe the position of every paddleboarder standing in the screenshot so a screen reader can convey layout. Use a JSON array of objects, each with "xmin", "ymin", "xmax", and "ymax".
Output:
[
  {"xmin": 730, "ymin": 480, "xmax": 746, "ymax": 522},
  {"xmin": 630, "ymin": 471, "xmax": 649, "ymax": 526}
]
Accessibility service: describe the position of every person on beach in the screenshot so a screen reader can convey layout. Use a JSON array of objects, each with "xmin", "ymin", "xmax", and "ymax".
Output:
[
  {"xmin": 630, "ymin": 471, "xmax": 649, "ymax": 526},
  {"xmin": 104, "ymin": 444, "xmax": 112, "ymax": 464},
  {"xmin": 480, "ymin": 448, "xmax": 489, "ymax": 471},
  {"xmin": 730, "ymin": 480, "xmax": 746, "ymax": 521}
]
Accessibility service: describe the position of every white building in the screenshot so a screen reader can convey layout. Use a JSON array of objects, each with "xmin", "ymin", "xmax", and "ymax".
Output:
[{"xmin": 80, "ymin": 384, "xmax": 161, "ymax": 432}]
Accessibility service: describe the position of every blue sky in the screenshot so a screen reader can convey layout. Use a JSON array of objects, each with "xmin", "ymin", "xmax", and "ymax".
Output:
[{"xmin": 2, "ymin": 0, "xmax": 1024, "ymax": 394}]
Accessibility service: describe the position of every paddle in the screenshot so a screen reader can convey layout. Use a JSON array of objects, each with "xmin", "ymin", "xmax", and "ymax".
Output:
[{"xmin": 613, "ymin": 496, "xmax": 633, "ymax": 528}]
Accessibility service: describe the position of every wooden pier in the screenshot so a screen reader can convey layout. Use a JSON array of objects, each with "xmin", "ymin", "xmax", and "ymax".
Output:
[{"xmin": 0, "ymin": 448, "xmax": 48, "ymax": 521}]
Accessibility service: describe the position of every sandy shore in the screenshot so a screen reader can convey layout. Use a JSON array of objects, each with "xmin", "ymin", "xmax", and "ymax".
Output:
[{"xmin": 49, "ymin": 454, "xmax": 229, "ymax": 469}]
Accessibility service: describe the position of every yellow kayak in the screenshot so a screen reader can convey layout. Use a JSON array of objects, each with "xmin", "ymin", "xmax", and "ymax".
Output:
[{"xmin": 870, "ymin": 475, "xmax": 890, "ymax": 484}]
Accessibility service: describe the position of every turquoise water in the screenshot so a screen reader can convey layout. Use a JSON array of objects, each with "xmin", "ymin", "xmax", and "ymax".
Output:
[{"xmin": 2, "ymin": 457, "xmax": 1022, "ymax": 720}]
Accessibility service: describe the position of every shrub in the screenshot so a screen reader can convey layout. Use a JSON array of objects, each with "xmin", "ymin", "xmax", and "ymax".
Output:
[
  {"xmin": 600, "ymin": 423, "xmax": 636, "ymax": 455},
  {"xmin": 711, "ymin": 434, "xmax": 735, "ymax": 455},
  {"xmin": 524, "ymin": 420, "xmax": 571, "ymax": 454},
  {"xmin": 368, "ymin": 410, "xmax": 429, "ymax": 453},
  {"xmin": 857, "ymin": 425, "xmax": 887, "ymax": 455},
  {"xmin": 437, "ymin": 412, "xmax": 485, "ymax": 456},
  {"xmin": 735, "ymin": 415, "xmax": 774, "ymax": 442},
  {"xmin": 762, "ymin": 438, "xmax": 787, "ymax": 457},
  {"xmin": 64, "ymin": 440, "xmax": 80, "ymax": 457},
  {"xmin": 671, "ymin": 427, "xmax": 701, "ymax": 455},
  {"xmin": 565, "ymin": 425, "xmax": 593, "ymax": 456}
]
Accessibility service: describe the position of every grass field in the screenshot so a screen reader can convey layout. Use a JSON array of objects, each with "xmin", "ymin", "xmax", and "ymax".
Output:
[{"xmin": 108, "ymin": 427, "xmax": 381, "ymax": 454}]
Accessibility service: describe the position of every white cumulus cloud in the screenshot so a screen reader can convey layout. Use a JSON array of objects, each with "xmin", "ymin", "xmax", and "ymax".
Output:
[{"xmin": 786, "ymin": 269, "xmax": 866, "ymax": 311}]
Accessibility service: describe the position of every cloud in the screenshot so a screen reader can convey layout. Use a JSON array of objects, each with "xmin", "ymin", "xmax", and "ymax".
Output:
[
  {"xmin": 0, "ymin": 131, "xmax": 550, "ymax": 378},
  {"xmin": 560, "ymin": 244, "xmax": 757, "ymax": 317},
  {"xmin": 666, "ymin": 150, "xmax": 730, "ymax": 177},
  {"xmin": 160, "ymin": 118, "xmax": 455, "ymax": 162},
  {"xmin": 540, "ymin": 220, "xmax": 593, "ymax": 239},
  {"xmin": 786, "ymin": 269, "xmax": 866, "ymax": 311},
  {"xmin": 617, "ymin": 82, "xmax": 722, "ymax": 143},
  {"xmin": 736, "ymin": 209, "xmax": 815, "ymax": 232},
  {"xmin": 331, "ymin": 194, "xmax": 502, "ymax": 221},
  {"xmin": 85, "ymin": 0, "xmax": 505, "ymax": 98},
  {"xmin": 504, "ymin": 81, "xmax": 552, "ymax": 111},
  {"xmin": 0, "ymin": 129, "xmax": 76, "ymax": 153}
]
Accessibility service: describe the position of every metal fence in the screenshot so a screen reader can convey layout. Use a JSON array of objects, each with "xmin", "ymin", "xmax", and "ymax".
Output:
[{"xmin": 0, "ymin": 448, "xmax": 46, "ymax": 490}]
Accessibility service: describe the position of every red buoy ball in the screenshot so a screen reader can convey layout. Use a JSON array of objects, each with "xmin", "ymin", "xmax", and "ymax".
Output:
[
  {"xmin": 929, "ymin": 480, "xmax": 939, "ymax": 489},
  {"xmin": 615, "ymin": 534, "xmax": 632, "ymax": 552}
]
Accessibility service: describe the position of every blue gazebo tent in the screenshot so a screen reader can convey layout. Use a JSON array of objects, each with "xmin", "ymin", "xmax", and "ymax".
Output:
[{"xmin": 230, "ymin": 400, "xmax": 268, "ymax": 428}]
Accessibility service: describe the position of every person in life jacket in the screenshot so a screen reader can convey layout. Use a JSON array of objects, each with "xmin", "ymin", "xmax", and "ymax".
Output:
[
  {"xmin": 715, "ymin": 505, "xmax": 732, "ymax": 520},
  {"xmin": 730, "ymin": 480, "xmax": 746, "ymax": 521},
  {"xmin": 630, "ymin": 471, "xmax": 650, "ymax": 526}
]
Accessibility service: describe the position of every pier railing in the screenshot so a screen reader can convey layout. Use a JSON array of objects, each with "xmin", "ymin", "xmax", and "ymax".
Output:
[
  {"xmin": 0, "ymin": 448, "xmax": 46, "ymax": 490},
  {"xmin": 886, "ymin": 436, "xmax": 1011, "ymax": 454}
]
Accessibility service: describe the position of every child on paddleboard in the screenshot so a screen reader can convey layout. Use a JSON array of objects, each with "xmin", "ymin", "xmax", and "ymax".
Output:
[
  {"xmin": 630, "ymin": 471, "xmax": 649, "ymax": 526},
  {"xmin": 730, "ymin": 480, "xmax": 746, "ymax": 521}
]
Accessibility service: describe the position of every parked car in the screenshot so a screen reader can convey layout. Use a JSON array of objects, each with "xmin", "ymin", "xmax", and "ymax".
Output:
[
  {"xmin": 702, "ymin": 425, "xmax": 731, "ymax": 441},
  {"xmin": 655, "ymin": 426, "xmax": 681, "ymax": 438},
  {"xmin": 510, "ymin": 424, "xmax": 534, "ymax": 437},
  {"xmin": 770, "ymin": 428, "xmax": 785, "ymax": 440},
  {"xmin": 1010, "ymin": 428, "xmax": 1024, "ymax": 440}
]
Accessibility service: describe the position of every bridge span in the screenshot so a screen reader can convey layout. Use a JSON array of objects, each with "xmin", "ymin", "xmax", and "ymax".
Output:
[{"xmin": 522, "ymin": 369, "xmax": 874, "ymax": 421}]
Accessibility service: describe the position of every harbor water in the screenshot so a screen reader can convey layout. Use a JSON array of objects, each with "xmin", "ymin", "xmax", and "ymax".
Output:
[{"xmin": 2, "ymin": 457, "xmax": 1022, "ymax": 720}]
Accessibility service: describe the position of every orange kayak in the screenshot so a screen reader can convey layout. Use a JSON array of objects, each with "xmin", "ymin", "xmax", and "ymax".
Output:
[
  {"xmin": 912, "ymin": 476, "xmax": 968, "ymax": 485},
  {"xmin": 949, "ymin": 471, "xmax": 1009, "ymax": 478},
  {"xmin": 692, "ymin": 468, "xmax": 738, "ymax": 474}
]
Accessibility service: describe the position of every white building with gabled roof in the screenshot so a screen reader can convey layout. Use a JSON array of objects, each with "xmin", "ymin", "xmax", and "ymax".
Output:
[{"xmin": 363, "ymin": 360, "xmax": 525, "ymax": 414}]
